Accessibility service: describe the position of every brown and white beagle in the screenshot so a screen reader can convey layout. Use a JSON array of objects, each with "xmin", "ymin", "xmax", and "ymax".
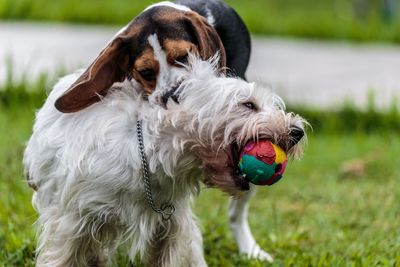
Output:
[{"xmin": 54, "ymin": 0, "xmax": 251, "ymax": 112}]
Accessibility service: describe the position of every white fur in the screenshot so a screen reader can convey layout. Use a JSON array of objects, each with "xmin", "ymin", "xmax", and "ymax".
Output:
[
  {"xmin": 145, "ymin": 1, "xmax": 191, "ymax": 12},
  {"xmin": 229, "ymin": 185, "xmax": 274, "ymax": 262},
  {"xmin": 204, "ymin": 6, "xmax": 215, "ymax": 27},
  {"xmin": 24, "ymin": 55, "xmax": 306, "ymax": 266},
  {"xmin": 147, "ymin": 34, "xmax": 189, "ymax": 107}
]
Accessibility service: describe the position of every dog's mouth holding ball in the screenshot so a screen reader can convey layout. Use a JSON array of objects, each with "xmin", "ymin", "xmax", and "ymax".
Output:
[
  {"xmin": 199, "ymin": 126, "xmax": 305, "ymax": 196},
  {"xmin": 201, "ymin": 141, "xmax": 286, "ymax": 195},
  {"xmin": 229, "ymin": 141, "xmax": 278, "ymax": 189},
  {"xmin": 199, "ymin": 143, "xmax": 250, "ymax": 195},
  {"xmin": 227, "ymin": 132, "xmax": 304, "ymax": 191}
]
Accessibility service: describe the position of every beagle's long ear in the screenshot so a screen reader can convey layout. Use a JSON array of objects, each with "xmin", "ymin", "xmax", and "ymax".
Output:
[
  {"xmin": 55, "ymin": 36, "xmax": 130, "ymax": 113},
  {"xmin": 185, "ymin": 12, "xmax": 227, "ymax": 72}
]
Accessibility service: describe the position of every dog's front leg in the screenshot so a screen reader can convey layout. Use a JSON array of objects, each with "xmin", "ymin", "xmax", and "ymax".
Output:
[
  {"xmin": 228, "ymin": 185, "xmax": 273, "ymax": 262},
  {"xmin": 144, "ymin": 209, "xmax": 207, "ymax": 267},
  {"xmin": 35, "ymin": 207, "xmax": 110, "ymax": 267}
]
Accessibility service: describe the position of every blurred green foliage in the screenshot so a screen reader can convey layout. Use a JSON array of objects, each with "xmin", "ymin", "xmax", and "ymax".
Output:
[
  {"xmin": 0, "ymin": 0, "xmax": 400, "ymax": 42},
  {"xmin": 291, "ymin": 101, "xmax": 400, "ymax": 134},
  {"xmin": 2, "ymin": 78, "xmax": 400, "ymax": 134}
]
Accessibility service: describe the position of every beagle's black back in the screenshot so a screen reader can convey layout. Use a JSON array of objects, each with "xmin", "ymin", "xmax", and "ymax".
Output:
[{"xmin": 176, "ymin": 0, "xmax": 251, "ymax": 80}]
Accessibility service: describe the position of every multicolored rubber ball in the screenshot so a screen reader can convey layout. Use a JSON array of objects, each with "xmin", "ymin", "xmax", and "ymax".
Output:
[{"xmin": 238, "ymin": 140, "xmax": 288, "ymax": 186}]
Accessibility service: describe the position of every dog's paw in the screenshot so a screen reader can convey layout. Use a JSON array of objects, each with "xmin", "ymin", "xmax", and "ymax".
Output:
[{"xmin": 243, "ymin": 244, "xmax": 273, "ymax": 262}]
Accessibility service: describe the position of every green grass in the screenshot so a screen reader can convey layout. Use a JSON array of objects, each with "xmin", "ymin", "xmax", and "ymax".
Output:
[
  {"xmin": 0, "ymin": 103, "xmax": 38, "ymax": 267},
  {"xmin": 1, "ymin": 81, "xmax": 400, "ymax": 266},
  {"xmin": 0, "ymin": 74, "xmax": 48, "ymax": 267},
  {"xmin": 197, "ymin": 133, "xmax": 400, "ymax": 266},
  {"xmin": 1, "ymin": 0, "xmax": 400, "ymax": 43}
]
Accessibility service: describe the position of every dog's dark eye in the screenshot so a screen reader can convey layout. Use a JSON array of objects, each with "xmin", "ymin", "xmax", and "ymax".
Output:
[
  {"xmin": 242, "ymin": 101, "xmax": 257, "ymax": 111},
  {"xmin": 138, "ymin": 69, "xmax": 156, "ymax": 81},
  {"xmin": 175, "ymin": 54, "xmax": 189, "ymax": 65}
]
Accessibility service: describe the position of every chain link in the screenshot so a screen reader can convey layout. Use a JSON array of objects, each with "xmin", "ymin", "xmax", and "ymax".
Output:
[{"xmin": 136, "ymin": 120, "xmax": 175, "ymax": 220}]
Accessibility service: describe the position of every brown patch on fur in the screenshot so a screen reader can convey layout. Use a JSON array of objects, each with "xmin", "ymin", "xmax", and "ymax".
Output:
[
  {"xmin": 164, "ymin": 39, "xmax": 198, "ymax": 65},
  {"xmin": 184, "ymin": 11, "xmax": 227, "ymax": 72},
  {"xmin": 148, "ymin": 8, "xmax": 226, "ymax": 70},
  {"xmin": 132, "ymin": 47, "xmax": 160, "ymax": 95}
]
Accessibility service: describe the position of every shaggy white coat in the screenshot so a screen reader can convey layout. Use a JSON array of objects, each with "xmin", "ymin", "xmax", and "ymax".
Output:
[{"xmin": 24, "ymin": 55, "xmax": 306, "ymax": 266}]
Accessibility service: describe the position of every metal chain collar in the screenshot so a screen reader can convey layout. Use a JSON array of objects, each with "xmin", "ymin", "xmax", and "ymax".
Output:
[{"xmin": 136, "ymin": 120, "xmax": 175, "ymax": 220}]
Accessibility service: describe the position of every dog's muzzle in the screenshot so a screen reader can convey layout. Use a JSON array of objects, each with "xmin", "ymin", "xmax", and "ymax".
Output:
[
  {"xmin": 287, "ymin": 126, "xmax": 305, "ymax": 150},
  {"xmin": 161, "ymin": 82, "xmax": 182, "ymax": 107}
]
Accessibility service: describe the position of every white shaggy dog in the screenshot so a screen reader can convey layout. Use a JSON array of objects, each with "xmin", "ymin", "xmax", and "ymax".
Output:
[{"xmin": 24, "ymin": 55, "xmax": 306, "ymax": 267}]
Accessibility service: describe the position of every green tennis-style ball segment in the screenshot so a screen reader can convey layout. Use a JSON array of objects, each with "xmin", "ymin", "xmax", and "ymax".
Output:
[{"xmin": 238, "ymin": 140, "xmax": 288, "ymax": 185}]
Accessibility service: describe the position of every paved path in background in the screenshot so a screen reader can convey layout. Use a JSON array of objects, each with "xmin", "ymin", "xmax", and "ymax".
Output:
[{"xmin": 1, "ymin": 22, "xmax": 400, "ymax": 108}]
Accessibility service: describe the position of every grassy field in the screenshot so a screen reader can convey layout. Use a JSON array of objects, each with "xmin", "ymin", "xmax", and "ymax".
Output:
[
  {"xmin": 1, "ymin": 79, "xmax": 400, "ymax": 266},
  {"xmin": 1, "ymin": 0, "xmax": 400, "ymax": 43}
]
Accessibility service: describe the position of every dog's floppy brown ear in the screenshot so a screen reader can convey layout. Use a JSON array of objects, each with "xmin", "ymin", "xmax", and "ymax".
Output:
[
  {"xmin": 55, "ymin": 36, "xmax": 130, "ymax": 113},
  {"xmin": 185, "ymin": 12, "xmax": 227, "ymax": 72}
]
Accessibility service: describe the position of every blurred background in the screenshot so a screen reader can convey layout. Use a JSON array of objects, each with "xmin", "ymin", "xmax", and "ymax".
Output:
[{"xmin": 0, "ymin": 1, "xmax": 399, "ymax": 266}]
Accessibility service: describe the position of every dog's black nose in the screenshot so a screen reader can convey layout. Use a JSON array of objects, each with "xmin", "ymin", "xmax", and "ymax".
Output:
[
  {"xmin": 289, "ymin": 126, "xmax": 304, "ymax": 146},
  {"xmin": 161, "ymin": 91, "xmax": 179, "ymax": 107},
  {"xmin": 161, "ymin": 84, "xmax": 181, "ymax": 107}
]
